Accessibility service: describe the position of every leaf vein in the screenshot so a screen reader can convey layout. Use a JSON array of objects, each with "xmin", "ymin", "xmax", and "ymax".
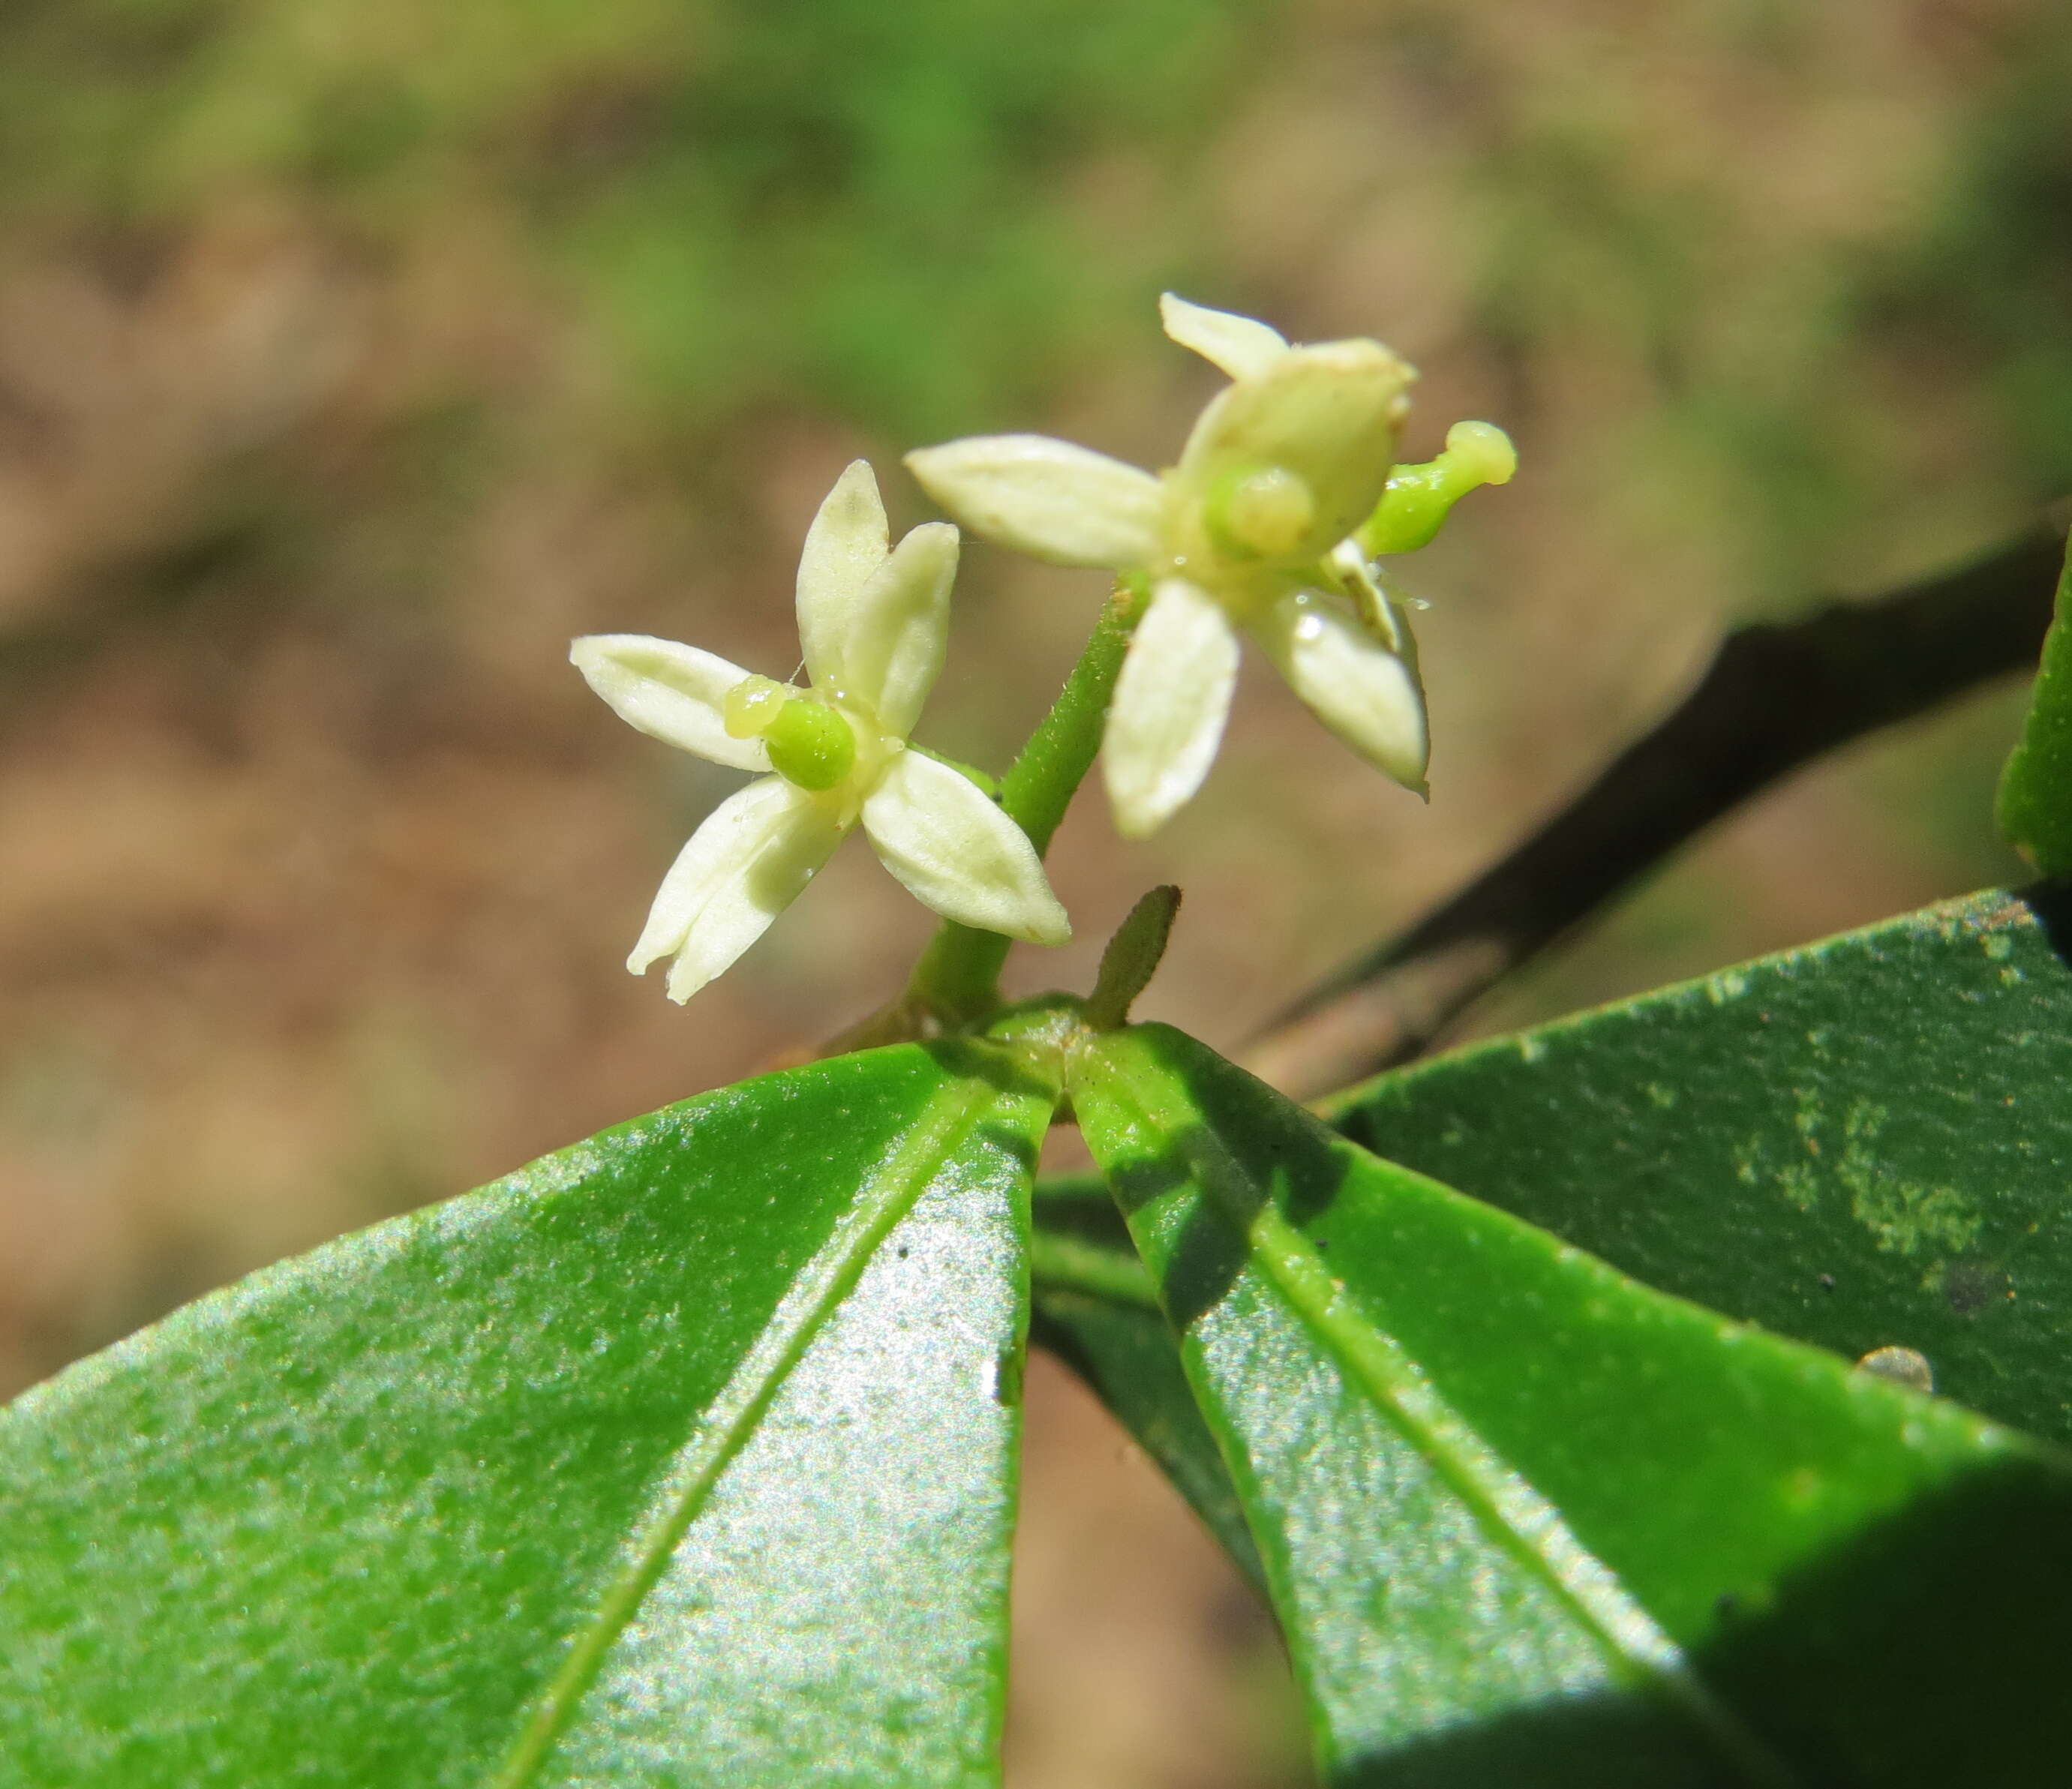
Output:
[
  {"xmin": 486, "ymin": 1071, "xmax": 1000, "ymax": 1789},
  {"xmin": 1157, "ymin": 1100, "xmax": 1797, "ymax": 1787}
]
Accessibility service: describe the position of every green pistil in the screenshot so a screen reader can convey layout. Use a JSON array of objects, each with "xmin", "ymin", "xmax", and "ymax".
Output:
[
  {"xmin": 1206, "ymin": 464, "xmax": 1318, "ymax": 560},
  {"xmin": 766, "ymin": 697, "xmax": 857, "ymax": 791},
  {"xmin": 1358, "ymin": 420, "xmax": 1517, "ymax": 557}
]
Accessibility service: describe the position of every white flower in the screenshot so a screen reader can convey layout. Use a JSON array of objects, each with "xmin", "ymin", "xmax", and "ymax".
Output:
[
  {"xmin": 572, "ymin": 461, "xmax": 1070, "ymax": 1003},
  {"xmin": 908, "ymin": 293, "xmax": 1445, "ymax": 837}
]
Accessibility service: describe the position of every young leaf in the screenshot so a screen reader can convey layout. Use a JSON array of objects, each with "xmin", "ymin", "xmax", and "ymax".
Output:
[
  {"xmin": 1327, "ymin": 885, "xmax": 2072, "ymax": 1448},
  {"xmin": 1997, "ymin": 539, "xmax": 2072, "ymax": 875},
  {"xmin": 0, "ymin": 1042, "xmax": 1054, "ymax": 1787},
  {"xmin": 1071, "ymin": 1024, "xmax": 2072, "ymax": 1787}
]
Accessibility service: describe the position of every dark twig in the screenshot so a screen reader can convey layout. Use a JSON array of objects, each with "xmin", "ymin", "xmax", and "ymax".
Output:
[{"xmin": 1243, "ymin": 517, "xmax": 2069, "ymax": 1099}]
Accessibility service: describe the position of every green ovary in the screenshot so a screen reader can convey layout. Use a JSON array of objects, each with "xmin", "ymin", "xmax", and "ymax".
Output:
[
  {"xmin": 1206, "ymin": 464, "xmax": 1317, "ymax": 560},
  {"xmin": 766, "ymin": 697, "xmax": 858, "ymax": 791}
]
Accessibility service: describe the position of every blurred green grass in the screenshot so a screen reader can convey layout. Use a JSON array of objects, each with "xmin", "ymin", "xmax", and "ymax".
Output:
[{"xmin": 0, "ymin": 0, "xmax": 1257, "ymax": 437}]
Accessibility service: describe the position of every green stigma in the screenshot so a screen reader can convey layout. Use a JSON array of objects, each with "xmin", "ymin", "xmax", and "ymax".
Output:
[
  {"xmin": 1206, "ymin": 464, "xmax": 1317, "ymax": 560},
  {"xmin": 765, "ymin": 696, "xmax": 857, "ymax": 791},
  {"xmin": 1357, "ymin": 420, "xmax": 1517, "ymax": 557}
]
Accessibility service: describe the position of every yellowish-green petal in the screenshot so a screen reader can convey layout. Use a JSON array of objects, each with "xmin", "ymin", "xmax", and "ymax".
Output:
[
  {"xmin": 1254, "ymin": 590, "xmax": 1428, "ymax": 793},
  {"xmin": 628, "ymin": 776, "xmax": 848, "ymax": 1002},
  {"xmin": 1159, "ymin": 292, "xmax": 1288, "ymax": 382},
  {"xmin": 570, "ymin": 634, "xmax": 771, "ymax": 772},
  {"xmin": 1101, "ymin": 578, "xmax": 1240, "ymax": 838},
  {"xmin": 905, "ymin": 434, "xmax": 1164, "ymax": 569},
  {"xmin": 797, "ymin": 459, "xmax": 891, "ymax": 693},
  {"xmin": 1178, "ymin": 340, "xmax": 1416, "ymax": 557},
  {"xmin": 830, "ymin": 521, "xmax": 957, "ymax": 738},
  {"xmin": 860, "ymin": 750, "xmax": 1070, "ymax": 945}
]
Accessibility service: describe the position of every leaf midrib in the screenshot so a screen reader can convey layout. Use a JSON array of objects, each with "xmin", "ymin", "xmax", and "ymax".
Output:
[
  {"xmin": 1097, "ymin": 1050, "xmax": 1795, "ymax": 1787},
  {"xmin": 487, "ymin": 1070, "xmax": 1004, "ymax": 1789}
]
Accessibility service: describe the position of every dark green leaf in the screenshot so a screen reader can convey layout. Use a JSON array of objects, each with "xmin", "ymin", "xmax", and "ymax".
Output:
[
  {"xmin": 1328, "ymin": 885, "xmax": 2072, "ymax": 1448},
  {"xmin": 0, "ymin": 1041, "xmax": 1053, "ymax": 1787},
  {"xmin": 1998, "ymin": 540, "xmax": 2072, "ymax": 875},
  {"xmin": 1071, "ymin": 1024, "xmax": 2072, "ymax": 1787}
]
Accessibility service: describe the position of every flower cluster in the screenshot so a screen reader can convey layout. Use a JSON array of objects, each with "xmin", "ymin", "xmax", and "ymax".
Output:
[
  {"xmin": 910, "ymin": 294, "xmax": 1512, "ymax": 836},
  {"xmin": 573, "ymin": 297, "xmax": 1511, "ymax": 1001}
]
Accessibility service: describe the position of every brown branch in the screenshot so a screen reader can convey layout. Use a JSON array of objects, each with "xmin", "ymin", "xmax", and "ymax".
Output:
[{"xmin": 1242, "ymin": 516, "xmax": 2070, "ymax": 1099}]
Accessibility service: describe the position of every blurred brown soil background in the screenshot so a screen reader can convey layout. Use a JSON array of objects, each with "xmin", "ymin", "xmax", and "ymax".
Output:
[{"xmin": 2, "ymin": 3, "xmax": 2069, "ymax": 1782}]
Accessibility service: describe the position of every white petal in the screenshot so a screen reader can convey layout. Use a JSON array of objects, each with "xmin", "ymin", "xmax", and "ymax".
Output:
[
  {"xmin": 1254, "ymin": 590, "xmax": 1428, "ymax": 793},
  {"xmin": 860, "ymin": 751, "xmax": 1070, "ymax": 945},
  {"xmin": 628, "ymin": 776, "xmax": 847, "ymax": 1003},
  {"xmin": 1179, "ymin": 340, "xmax": 1416, "ymax": 555},
  {"xmin": 817, "ymin": 521, "xmax": 956, "ymax": 739},
  {"xmin": 905, "ymin": 435, "xmax": 1164, "ymax": 569},
  {"xmin": 797, "ymin": 460, "xmax": 890, "ymax": 692},
  {"xmin": 1159, "ymin": 292, "xmax": 1288, "ymax": 382},
  {"xmin": 571, "ymin": 635, "xmax": 770, "ymax": 772},
  {"xmin": 1101, "ymin": 578, "xmax": 1240, "ymax": 838}
]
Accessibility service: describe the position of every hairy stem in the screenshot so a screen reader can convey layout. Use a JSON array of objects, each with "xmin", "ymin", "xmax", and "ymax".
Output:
[{"xmin": 907, "ymin": 578, "xmax": 1147, "ymax": 1024}]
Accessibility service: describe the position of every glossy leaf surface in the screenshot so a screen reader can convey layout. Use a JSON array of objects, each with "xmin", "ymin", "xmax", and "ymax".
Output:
[
  {"xmin": 1998, "ymin": 540, "xmax": 2072, "ymax": 875},
  {"xmin": 1071, "ymin": 1023, "xmax": 2072, "ymax": 1787},
  {"xmin": 0, "ymin": 1042, "xmax": 1053, "ymax": 1787},
  {"xmin": 1329, "ymin": 886, "xmax": 2072, "ymax": 1446}
]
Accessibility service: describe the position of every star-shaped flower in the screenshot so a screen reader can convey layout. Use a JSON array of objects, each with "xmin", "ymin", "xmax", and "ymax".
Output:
[
  {"xmin": 907, "ymin": 295, "xmax": 1508, "ymax": 836},
  {"xmin": 572, "ymin": 461, "xmax": 1070, "ymax": 1003}
]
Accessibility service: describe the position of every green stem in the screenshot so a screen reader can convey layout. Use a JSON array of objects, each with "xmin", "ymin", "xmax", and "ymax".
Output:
[
  {"xmin": 908, "ymin": 578, "xmax": 1147, "ymax": 1025},
  {"xmin": 1028, "ymin": 1227, "xmax": 1161, "ymax": 1310}
]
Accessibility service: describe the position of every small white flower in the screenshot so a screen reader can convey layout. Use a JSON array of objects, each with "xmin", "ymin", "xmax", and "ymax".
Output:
[
  {"xmin": 908, "ymin": 293, "xmax": 1452, "ymax": 837},
  {"xmin": 572, "ymin": 461, "xmax": 1070, "ymax": 1003}
]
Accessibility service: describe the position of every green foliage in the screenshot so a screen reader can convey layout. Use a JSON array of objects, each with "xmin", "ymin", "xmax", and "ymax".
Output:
[
  {"xmin": 1035, "ymin": 887, "xmax": 2072, "ymax": 1690},
  {"xmin": 15, "ymin": 881, "xmax": 2072, "ymax": 1783},
  {"xmin": 1998, "ymin": 547, "xmax": 2072, "ymax": 877},
  {"xmin": 1329, "ymin": 887, "xmax": 2072, "ymax": 1447},
  {"xmin": 0, "ymin": 1042, "xmax": 1053, "ymax": 1786},
  {"xmin": 16, "ymin": 878, "xmax": 2072, "ymax": 1781},
  {"xmin": 1068, "ymin": 1022, "xmax": 2072, "ymax": 1787}
]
